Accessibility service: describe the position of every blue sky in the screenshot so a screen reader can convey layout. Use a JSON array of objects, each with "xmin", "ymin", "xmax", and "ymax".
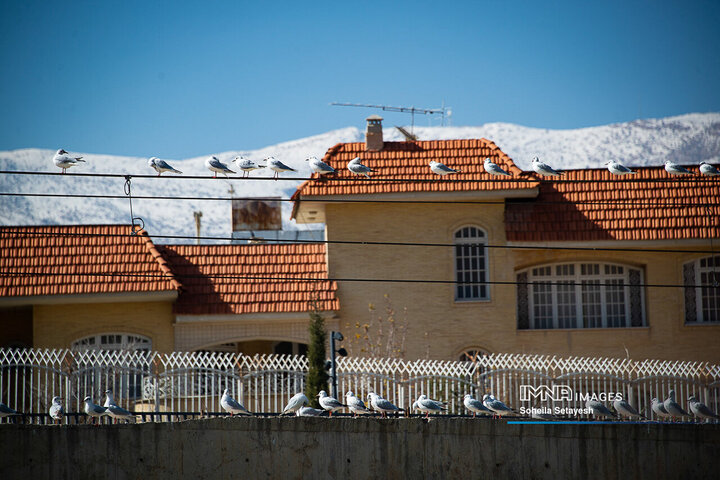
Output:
[{"xmin": 1, "ymin": 0, "xmax": 718, "ymax": 158}]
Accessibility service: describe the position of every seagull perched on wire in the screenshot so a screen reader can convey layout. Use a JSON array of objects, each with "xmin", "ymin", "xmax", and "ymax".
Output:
[
  {"xmin": 664, "ymin": 390, "xmax": 690, "ymax": 421},
  {"xmin": 266, "ymin": 157, "xmax": 296, "ymax": 180},
  {"xmin": 83, "ymin": 396, "xmax": 108, "ymax": 425},
  {"xmin": 613, "ymin": 397, "xmax": 646, "ymax": 420},
  {"xmin": 317, "ymin": 390, "xmax": 346, "ymax": 417},
  {"xmin": 148, "ymin": 157, "xmax": 182, "ymax": 176},
  {"xmin": 483, "ymin": 157, "xmax": 511, "ymax": 176},
  {"xmin": 367, "ymin": 392, "xmax": 402, "ymax": 418},
  {"xmin": 428, "ymin": 160, "xmax": 460, "ymax": 177},
  {"xmin": 348, "ymin": 157, "xmax": 375, "ymax": 179},
  {"xmin": 0, "ymin": 402, "xmax": 21, "ymax": 419},
  {"xmin": 53, "ymin": 149, "xmax": 85, "ymax": 174},
  {"xmin": 699, "ymin": 162, "xmax": 720, "ymax": 176},
  {"xmin": 345, "ymin": 391, "xmax": 372, "ymax": 417},
  {"xmin": 205, "ymin": 156, "xmax": 235, "ymax": 178},
  {"xmin": 221, "ymin": 389, "xmax": 252, "ymax": 416},
  {"xmin": 49, "ymin": 396, "xmax": 64, "ymax": 425},
  {"xmin": 306, "ymin": 156, "xmax": 336, "ymax": 176},
  {"xmin": 415, "ymin": 394, "xmax": 447, "ymax": 419},
  {"xmin": 605, "ymin": 160, "xmax": 636, "ymax": 175},
  {"xmin": 104, "ymin": 389, "xmax": 135, "ymax": 423},
  {"xmin": 586, "ymin": 398, "xmax": 616, "ymax": 419},
  {"xmin": 688, "ymin": 395, "xmax": 720, "ymax": 421},
  {"xmin": 233, "ymin": 156, "xmax": 265, "ymax": 177},
  {"xmin": 282, "ymin": 392, "xmax": 309, "ymax": 415},
  {"xmin": 651, "ymin": 397, "xmax": 672, "ymax": 421},
  {"xmin": 664, "ymin": 160, "xmax": 693, "ymax": 175},
  {"xmin": 531, "ymin": 156, "xmax": 564, "ymax": 177},
  {"xmin": 483, "ymin": 394, "xmax": 514, "ymax": 418},
  {"xmin": 463, "ymin": 394, "xmax": 493, "ymax": 418}
]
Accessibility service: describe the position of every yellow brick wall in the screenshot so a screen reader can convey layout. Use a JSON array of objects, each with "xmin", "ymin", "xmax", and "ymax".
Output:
[
  {"xmin": 325, "ymin": 201, "xmax": 720, "ymax": 364},
  {"xmin": 33, "ymin": 301, "xmax": 175, "ymax": 352}
]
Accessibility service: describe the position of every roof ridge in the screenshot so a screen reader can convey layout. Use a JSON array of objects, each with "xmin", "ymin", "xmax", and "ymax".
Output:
[{"xmin": 137, "ymin": 230, "xmax": 183, "ymax": 291}]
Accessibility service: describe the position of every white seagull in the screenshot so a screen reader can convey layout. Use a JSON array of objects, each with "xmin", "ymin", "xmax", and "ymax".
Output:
[
  {"xmin": 483, "ymin": 157, "xmax": 511, "ymax": 176},
  {"xmin": 415, "ymin": 394, "xmax": 447, "ymax": 419},
  {"xmin": 0, "ymin": 402, "xmax": 20, "ymax": 418},
  {"xmin": 605, "ymin": 160, "xmax": 636, "ymax": 175},
  {"xmin": 688, "ymin": 395, "xmax": 720, "ymax": 421},
  {"xmin": 429, "ymin": 160, "xmax": 460, "ymax": 177},
  {"xmin": 345, "ymin": 391, "xmax": 372, "ymax": 417},
  {"xmin": 266, "ymin": 157, "xmax": 297, "ymax": 180},
  {"xmin": 104, "ymin": 389, "xmax": 135, "ymax": 423},
  {"xmin": 664, "ymin": 160, "xmax": 693, "ymax": 175},
  {"xmin": 317, "ymin": 390, "xmax": 346, "ymax": 417},
  {"xmin": 221, "ymin": 389, "xmax": 252, "ymax": 416},
  {"xmin": 83, "ymin": 396, "xmax": 108, "ymax": 425},
  {"xmin": 663, "ymin": 390, "xmax": 690, "ymax": 421},
  {"xmin": 53, "ymin": 149, "xmax": 85, "ymax": 174},
  {"xmin": 148, "ymin": 157, "xmax": 182, "ymax": 176},
  {"xmin": 613, "ymin": 398, "xmax": 645, "ymax": 420},
  {"xmin": 282, "ymin": 392, "xmax": 309, "ymax": 415},
  {"xmin": 49, "ymin": 396, "xmax": 64, "ymax": 424},
  {"xmin": 483, "ymin": 394, "xmax": 514, "ymax": 418},
  {"xmin": 306, "ymin": 156, "xmax": 336, "ymax": 176},
  {"xmin": 531, "ymin": 156, "xmax": 564, "ymax": 177},
  {"xmin": 651, "ymin": 397, "xmax": 672, "ymax": 421},
  {"xmin": 463, "ymin": 394, "xmax": 493, "ymax": 417},
  {"xmin": 296, "ymin": 406, "xmax": 325, "ymax": 417},
  {"xmin": 347, "ymin": 157, "xmax": 375, "ymax": 179},
  {"xmin": 699, "ymin": 162, "xmax": 720, "ymax": 176},
  {"xmin": 585, "ymin": 399, "xmax": 616, "ymax": 419},
  {"xmin": 233, "ymin": 156, "xmax": 265, "ymax": 177},
  {"xmin": 367, "ymin": 392, "xmax": 402, "ymax": 418},
  {"xmin": 205, "ymin": 156, "xmax": 235, "ymax": 178}
]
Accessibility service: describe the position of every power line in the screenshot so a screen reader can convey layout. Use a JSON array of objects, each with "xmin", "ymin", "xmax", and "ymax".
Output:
[{"xmin": 2, "ymin": 229, "xmax": 719, "ymax": 255}]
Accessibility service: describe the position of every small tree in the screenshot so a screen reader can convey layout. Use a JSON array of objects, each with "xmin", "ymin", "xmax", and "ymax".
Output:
[{"xmin": 305, "ymin": 302, "xmax": 329, "ymax": 408}]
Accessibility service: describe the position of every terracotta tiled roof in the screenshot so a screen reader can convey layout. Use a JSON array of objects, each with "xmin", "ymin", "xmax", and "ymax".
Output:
[
  {"xmin": 157, "ymin": 243, "xmax": 339, "ymax": 315},
  {"xmin": 292, "ymin": 139, "xmax": 535, "ymax": 202},
  {"xmin": 505, "ymin": 167, "xmax": 720, "ymax": 242},
  {"xmin": 0, "ymin": 225, "xmax": 181, "ymax": 297}
]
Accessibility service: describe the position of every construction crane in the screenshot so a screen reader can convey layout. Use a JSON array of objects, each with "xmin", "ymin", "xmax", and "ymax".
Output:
[{"xmin": 331, "ymin": 102, "xmax": 452, "ymax": 133}]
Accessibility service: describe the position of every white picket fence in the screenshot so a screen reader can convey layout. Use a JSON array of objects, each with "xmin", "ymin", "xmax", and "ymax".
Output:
[{"xmin": 1, "ymin": 348, "xmax": 718, "ymax": 423}]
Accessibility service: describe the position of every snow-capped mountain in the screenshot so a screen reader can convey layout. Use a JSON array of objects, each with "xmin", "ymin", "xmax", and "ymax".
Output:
[{"xmin": 1, "ymin": 113, "xmax": 718, "ymax": 243}]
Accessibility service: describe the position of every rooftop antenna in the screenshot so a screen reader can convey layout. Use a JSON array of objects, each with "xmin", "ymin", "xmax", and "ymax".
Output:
[
  {"xmin": 331, "ymin": 101, "xmax": 451, "ymax": 134},
  {"xmin": 193, "ymin": 211, "xmax": 203, "ymax": 245}
]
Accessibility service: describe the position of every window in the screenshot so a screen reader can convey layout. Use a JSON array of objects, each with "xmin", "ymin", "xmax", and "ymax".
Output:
[
  {"xmin": 517, "ymin": 263, "xmax": 645, "ymax": 329},
  {"xmin": 684, "ymin": 256, "xmax": 720, "ymax": 323},
  {"xmin": 454, "ymin": 226, "xmax": 489, "ymax": 301},
  {"xmin": 72, "ymin": 333, "xmax": 152, "ymax": 351}
]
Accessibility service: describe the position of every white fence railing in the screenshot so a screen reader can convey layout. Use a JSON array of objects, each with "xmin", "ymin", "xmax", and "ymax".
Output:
[{"xmin": 1, "ymin": 348, "xmax": 718, "ymax": 423}]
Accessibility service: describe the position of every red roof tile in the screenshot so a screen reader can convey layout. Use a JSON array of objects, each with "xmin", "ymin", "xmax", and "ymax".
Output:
[
  {"xmin": 0, "ymin": 225, "xmax": 181, "ymax": 297},
  {"xmin": 505, "ymin": 167, "xmax": 720, "ymax": 241},
  {"xmin": 157, "ymin": 243, "xmax": 339, "ymax": 315}
]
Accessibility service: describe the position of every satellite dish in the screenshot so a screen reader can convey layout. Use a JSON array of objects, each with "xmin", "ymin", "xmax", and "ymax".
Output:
[{"xmin": 395, "ymin": 125, "xmax": 418, "ymax": 142}]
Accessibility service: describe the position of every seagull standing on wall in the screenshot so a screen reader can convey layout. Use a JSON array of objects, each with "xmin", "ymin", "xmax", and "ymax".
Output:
[
  {"xmin": 585, "ymin": 398, "xmax": 616, "ymax": 419},
  {"xmin": 463, "ymin": 394, "xmax": 493, "ymax": 417},
  {"xmin": 83, "ymin": 396, "xmax": 108, "ymax": 425},
  {"xmin": 415, "ymin": 394, "xmax": 447, "ymax": 419},
  {"xmin": 266, "ymin": 157, "xmax": 297, "ymax": 180},
  {"xmin": 699, "ymin": 162, "xmax": 720, "ymax": 176},
  {"xmin": 233, "ymin": 157, "xmax": 265, "ymax": 178},
  {"xmin": 347, "ymin": 157, "xmax": 375, "ymax": 179},
  {"xmin": 428, "ymin": 160, "xmax": 460, "ymax": 177},
  {"xmin": 651, "ymin": 397, "xmax": 672, "ymax": 421},
  {"xmin": 221, "ymin": 389, "xmax": 252, "ymax": 416},
  {"xmin": 317, "ymin": 390, "xmax": 346, "ymax": 417},
  {"xmin": 663, "ymin": 390, "xmax": 690, "ymax": 421},
  {"xmin": 148, "ymin": 157, "xmax": 182, "ymax": 176},
  {"xmin": 306, "ymin": 156, "xmax": 336, "ymax": 176},
  {"xmin": 664, "ymin": 160, "xmax": 693, "ymax": 175},
  {"xmin": 282, "ymin": 392, "xmax": 309, "ymax": 415},
  {"xmin": 613, "ymin": 397, "xmax": 645, "ymax": 420},
  {"xmin": 53, "ymin": 149, "xmax": 85, "ymax": 173},
  {"xmin": 483, "ymin": 158, "xmax": 511, "ymax": 176},
  {"xmin": 49, "ymin": 396, "xmax": 64, "ymax": 425},
  {"xmin": 345, "ymin": 391, "xmax": 372, "ymax": 417},
  {"xmin": 483, "ymin": 394, "xmax": 514, "ymax": 419},
  {"xmin": 531, "ymin": 157, "xmax": 564, "ymax": 177},
  {"xmin": 205, "ymin": 156, "xmax": 235, "ymax": 178},
  {"xmin": 367, "ymin": 392, "xmax": 402, "ymax": 418},
  {"xmin": 605, "ymin": 160, "xmax": 636, "ymax": 175},
  {"xmin": 688, "ymin": 395, "xmax": 720, "ymax": 421},
  {"xmin": 104, "ymin": 389, "xmax": 136, "ymax": 423}
]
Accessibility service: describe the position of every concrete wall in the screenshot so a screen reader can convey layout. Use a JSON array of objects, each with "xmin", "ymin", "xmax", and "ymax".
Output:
[
  {"xmin": 1, "ymin": 418, "xmax": 718, "ymax": 480},
  {"xmin": 324, "ymin": 201, "xmax": 720, "ymax": 363}
]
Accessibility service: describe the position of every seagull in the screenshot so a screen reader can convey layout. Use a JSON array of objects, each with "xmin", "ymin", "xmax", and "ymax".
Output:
[
  {"xmin": 345, "ymin": 391, "xmax": 372, "ymax": 417},
  {"xmin": 483, "ymin": 157, "xmax": 511, "ymax": 176},
  {"xmin": 530, "ymin": 409, "xmax": 557, "ymax": 421},
  {"xmin": 585, "ymin": 399, "xmax": 616, "ymax": 419},
  {"xmin": 233, "ymin": 156, "xmax": 265, "ymax": 177},
  {"xmin": 266, "ymin": 157, "xmax": 297, "ymax": 180},
  {"xmin": 306, "ymin": 156, "xmax": 336, "ymax": 176},
  {"xmin": 367, "ymin": 392, "xmax": 402, "ymax": 418},
  {"xmin": 429, "ymin": 160, "xmax": 460, "ymax": 177},
  {"xmin": 531, "ymin": 156, "xmax": 564, "ymax": 177},
  {"xmin": 53, "ymin": 149, "xmax": 85, "ymax": 174},
  {"xmin": 348, "ymin": 157, "xmax": 375, "ymax": 179},
  {"xmin": 463, "ymin": 394, "xmax": 493, "ymax": 417},
  {"xmin": 664, "ymin": 390, "xmax": 690, "ymax": 421},
  {"xmin": 205, "ymin": 156, "xmax": 235, "ymax": 178},
  {"xmin": 605, "ymin": 160, "xmax": 636, "ymax": 175},
  {"xmin": 482, "ymin": 394, "xmax": 514, "ymax": 418},
  {"xmin": 83, "ymin": 396, "xmax": 108, "ymax": 425},
  {"xmin": 296, "ymin": 406, "xmax": 325, "ymax": 417},
  {"xmin": 221, "ymin": 389, "xmax": 252, "ymax": 416},
  {"xmin": 104, "ymin": 389, "xmax": 135, "ymax": 423},
  {"xmin": 148, "ymin": 157, "xmax": 182, "ymax": 176},
  {"xmin": 282, "ymin": 392, "xmax": 309, "ymax": 415},
  {"xmin": 664, "ymin": 160, "xmax": 693, "ymax": 175},
  {"xmin": 317, "ymin": 390, "xmax": 346, "ymax": 417},
  {"xmin": 0, "ymin": 402, "xmax": 20, "ymax": 418},
  {"xmin": 699, "ymin": 162, "xmax": 720, "ymax": 176},
  {"xmin": 49, "ymin": 396, "xmax": 64, "ymax": 425},
  {"xmin": 651, "ymin": 397, "xmax": 672, "ymax": 421},
  {"xmin": 688, "ymin": 395, "xmax": 720, "ymax": 421},
  {"xmin": 415, "ymin": 394, "xmax": 447, "ymax": 419},
  {"xmin": 613, "ymin": 398, "xmax": 645, "ymax": 420}
]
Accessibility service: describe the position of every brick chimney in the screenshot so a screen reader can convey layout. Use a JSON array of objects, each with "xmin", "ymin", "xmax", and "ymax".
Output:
[{"xmin": 365, "ymin": 115, "xmax": 384, "ymax": 151}]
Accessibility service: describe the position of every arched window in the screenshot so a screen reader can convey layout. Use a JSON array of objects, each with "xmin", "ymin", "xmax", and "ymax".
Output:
[
  {"xmin": 516, "ymin": 262, "xmax": 645, "ymax": 329},
  {"xmin": 684, "ymin": 256, "xmax": 720, "ymax": 323},
  {"xmin": 72, "ymin": 333, "xmax": 152, "ymax": 351},
  {"xmin": 454, "ymin": 226, "xmax": 489, "ymax": 301}
]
